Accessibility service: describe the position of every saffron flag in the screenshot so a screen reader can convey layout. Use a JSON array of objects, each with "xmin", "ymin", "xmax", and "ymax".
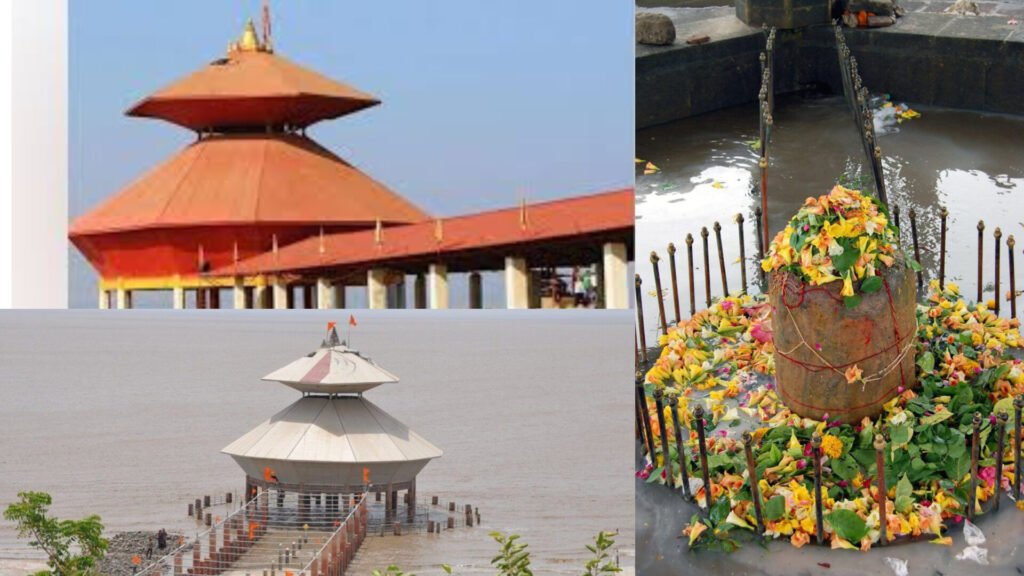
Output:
[
  {"xmin": 349, "ymin": 314, "xmax": 357, "ymax": 327},
  {"xmin": 327, "ymin": 321, "xmax": 337, "ymax": 330},
  {"xmin": 264, "ymin": 466, "xmax": 278, "ymax": 483},
  {"xmin": 362, "ymin": 467, "xmax": 370, "ymax": 483}
]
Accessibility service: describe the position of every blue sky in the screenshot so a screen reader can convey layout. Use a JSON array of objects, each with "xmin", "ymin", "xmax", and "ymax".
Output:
[{"xmin": 69, "ymin": 0, "xmax": 634, "ymax": 307}]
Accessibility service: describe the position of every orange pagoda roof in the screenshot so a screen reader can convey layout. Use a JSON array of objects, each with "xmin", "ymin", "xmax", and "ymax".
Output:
[
  {"xmin": 69, "ymin": 134, "xmax": 428, "ymax": 236},
  {"xmin": 215, "ymin": 188, "xmax": 634, "ymax": 275},
  {"xmin": 127, "ymin": 25, "xmax": 379, "ymax": 131}
]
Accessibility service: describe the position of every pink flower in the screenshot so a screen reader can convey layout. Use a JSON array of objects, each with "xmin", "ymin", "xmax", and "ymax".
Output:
[
  {"xmin": 980, "ymin": 466, "xmax": 997, "ymax": 488},
  {"xmin": 750, "ymin": 322, "xmax": 773, "ymax": 344},
  {"xmin": 838, "ymin": 480, "xmax": 848, "ymax": 488},
  {"xmin": 797, "ymin": 459, "xmax": 807, "ymax": 470},
  {"xmin": 718, "ymin": 430, "xmax": 728, "ymax": 437},
  {"xmin": 897, "ymin": 386, "xmax": 905, "ymax": 394},
  {"xmin": 721, "ymin": 300, "xmax": 734, "ymax": 311},
  {"xmin": 989, "ymin": 414, "xmax": 997, "ymax": 425},
  {"xmin": 954, "ymin": 515, "xmax": 963, "ymax": 524},
  {"xmin": 814, "ymin": 343, "xmax": 822, "ymax": 351},
  {"xmin": 803, "ymin": 224, "xmax": 810, "ymax": 232}
]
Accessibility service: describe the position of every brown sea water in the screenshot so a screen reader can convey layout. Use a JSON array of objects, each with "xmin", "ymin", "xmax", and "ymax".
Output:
[
  {"xmin": 0, "ymin": 311, "xmax": 634, "ymax": 575},
  {"xmin": 635, "ymin": 95, "xmax": 1024, "ymax": 336}
]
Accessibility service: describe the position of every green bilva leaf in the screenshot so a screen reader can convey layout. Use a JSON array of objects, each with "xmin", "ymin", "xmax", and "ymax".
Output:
[
  {"xmin": 917, "ymin": 351, "xmax": 935, "ymax": 374},
  {"xmin": 765, "ymin": 495, "xmax": 785, "ymax": 521},
  {"xmin": 861, "ymin": 275, "xmax": 883, "ymax": 294},
  {"xmin": 844, "ymin": 295, "xmax": 863, "ymax": 309},
  {"xmin": 919, "ymin": 410, "xmax": 953, "ymax": 426},
  {"xmin": 906, "ymin": 257, "xmax": 923, "ymax": 272},
  {"xmin": 895, "ymin": 473, "xmax": 914, "ymax": 514},
  {"xmin": 890, "ymin": 423, "xmax": 913, "ymax": 449},
  {"xmin": 826, "ymin": 508, "xmax": 868, "ymax": 543},
  {"xmin": 832, "ymin": 244, "xmax": 861, "ymax": 272}
]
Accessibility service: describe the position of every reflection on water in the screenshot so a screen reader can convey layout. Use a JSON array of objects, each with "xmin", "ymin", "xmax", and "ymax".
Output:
[
  {"xmin": 0, "ymin": 312, "xmax": 633, "ymax": 574},
  {"xmin": 636, "ymin": 95, "xmax": 1024, "ymax": 338}
]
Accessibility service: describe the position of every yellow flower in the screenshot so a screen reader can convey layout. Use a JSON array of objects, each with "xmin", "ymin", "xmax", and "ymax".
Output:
[
  {"xmin": 841, "ymin": 272, "xmax": 854, "ymax": 297},
  {"xmin": 820, "ymin": 434, "xmax": 844, "ymax": 459}
]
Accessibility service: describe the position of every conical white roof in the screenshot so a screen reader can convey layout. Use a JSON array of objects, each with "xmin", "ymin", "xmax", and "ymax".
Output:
[
  {"xmin": 262, "ymin": 344, "xmax": 399, "ymax": 394},
  {"xmin": 222, "ymin": 396, "xmax": 442, "ymax": 486}
]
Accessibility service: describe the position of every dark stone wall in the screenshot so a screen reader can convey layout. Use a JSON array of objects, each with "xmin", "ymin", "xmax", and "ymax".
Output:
[{"xmin": 636, "ymin": 19, "xmax": 1024, "ymax": 128}]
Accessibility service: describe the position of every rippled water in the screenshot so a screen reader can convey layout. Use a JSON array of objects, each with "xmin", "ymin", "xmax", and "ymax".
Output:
[
  {"xmin": 635, "ymin": 95, "xmax": 1024, "ymax": 336},
  {"xmin": 0, "ymin": 311, "xmax": 634, "ymax": 575}
]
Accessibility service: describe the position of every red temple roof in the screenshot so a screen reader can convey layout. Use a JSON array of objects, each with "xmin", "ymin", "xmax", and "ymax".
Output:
[
  {"xmin": 69, "ymin": 134, "xmax": 428, "ymax": 237},
  {"xmin": 216, "ymin": 188, "xmax": 634, "ymax": 275},
  {"xmin": 127, "ymin": 49, "xmax": 380, "ymax": 130}
]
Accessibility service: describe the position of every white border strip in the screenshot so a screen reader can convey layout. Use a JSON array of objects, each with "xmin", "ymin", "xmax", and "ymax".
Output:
[
  {"xmin": 0, "ymin": 0, "xmax": 12, "ymax": 307},
  {"xmin": 8, "ymin": 0, "xmax": 67, "ymax": 307}
]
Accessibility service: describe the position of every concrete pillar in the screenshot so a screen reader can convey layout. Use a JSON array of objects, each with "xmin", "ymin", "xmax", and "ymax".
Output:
[
  {"xmin": 602, "ymin": 242, "xmax": 628, "ymax": 309},
  {"xmin": 317, "ymin": 278, "xmax": 334, "ymax": 309},
  {"xmin": 254, "ymin": 283, "xmax": 268, "ymax": 309},
  {"xmin": 368, "ymin": 269, "xmax": 388, "ymax": 309},
  {"xmin": 232, "ymin": 277, "xmax": 246, "ymax": 309},
  {"xmin": 98, "ymin": 287, "xmax": 109, "ymax": 309},
  {"xmin": 414, "ymin": 273, "xmax": 427, "ymax": 309},
  {"xmin": 272, "ymin": 277, "xmax": 288, "ymax": 310},
  {"xmin": 505, "ymin": 256, "xmax": 529, "ymax": 309},
  {"xmin": 116, "ymin": 288, "xmax": 129, "ymax": 310},
  {"xmin": 428, "ymin": 263, "xmax": 448, "ymax": 309},
  {"xmin": 173, "ymin": 286, "xmax": 185, "ymax": 309},
  {"xmin": 469, "ymin": 272, "xmax": 483, "ymax": 309}
]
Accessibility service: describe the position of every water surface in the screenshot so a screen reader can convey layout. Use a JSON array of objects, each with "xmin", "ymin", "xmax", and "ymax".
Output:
[{"xmin": 0, "ymin": 311, "xmax": 634, "ymax": 575}]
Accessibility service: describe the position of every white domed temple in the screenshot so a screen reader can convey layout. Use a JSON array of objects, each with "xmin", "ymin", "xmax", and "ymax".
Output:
[{"xmin": 223, "ymin": 326, "xmax": 442, "ymax": 516}]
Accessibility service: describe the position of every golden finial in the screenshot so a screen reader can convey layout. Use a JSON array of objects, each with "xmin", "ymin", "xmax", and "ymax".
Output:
[{"xmin": 239, "ymin": 19, "xmax": 261, "ymax": 51}]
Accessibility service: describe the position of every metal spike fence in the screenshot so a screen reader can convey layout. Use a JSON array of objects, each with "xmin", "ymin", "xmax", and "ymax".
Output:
[
  {"xmin": 636, "ymin": 387, "xmax": 1024, "ymax": 545},
  {"xmin": 638, "ymin": 211, "xmax": 1022, "ymax": 341},
  {"xmin": 137, "ymin": 492, "xmax": 369, "ymax": 576}
]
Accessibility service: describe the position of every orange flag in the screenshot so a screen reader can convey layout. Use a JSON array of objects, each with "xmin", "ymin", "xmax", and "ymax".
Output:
[
  {"xmin": 349, "ymin": 314, "xmax": 357, "ymax": 327},
  {"xmin": 263, "ymin": 466, "xmax": 277, "ymax": 483},
  {"xmin": 132, "ymin": 556, "xmax": 142, "ymax": 566},
  {"xmin": 362, "ymin": 467, "xmax": 370, "ymax": 483},
  {"xmin": 327, "ymin": 321, "xmax": 337, "ymax": 330}
]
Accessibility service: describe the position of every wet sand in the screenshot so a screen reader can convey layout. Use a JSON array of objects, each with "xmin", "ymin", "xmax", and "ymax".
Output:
[{"xmin": 0, "ymin": 311, "xmax": 634, "ymax": 575}]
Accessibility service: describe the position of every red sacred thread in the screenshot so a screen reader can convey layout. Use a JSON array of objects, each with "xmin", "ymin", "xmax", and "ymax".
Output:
[{"xmin": 771, "ymin": 272, "xmax": 912, "ymax": 413}]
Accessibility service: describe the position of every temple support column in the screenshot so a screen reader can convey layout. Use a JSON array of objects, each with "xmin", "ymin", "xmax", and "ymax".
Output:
[
  {"xmin": 414, "ymin": 273, "xmax": 426, "ymax": 309},
  {"xmin": 602, "ymin": 241, "xmax": 628, "ymax": 309},
  {"xmin": 98, "ymin": 285, "xmax": 109, "ymax": 309},
  {"xmin": 317, "ymin": 278, "xmax": 335, "ymax": 309},
  {"xmin": 173, "ymin": 285, "xmax": 185, "ymax": 309},
  {"xmin": 253, "ymin": 278, "xmax": 268, "ymax": 309},
  {"xmin": 428, "ymin": 264, "xmax": 448, "ymax": 309},
  {"xmin": 233, "ymin": 277, "xmax": 246, "ymax": 309},
  {"xmin": 272, "ymin": 277, "xmax": 288, "ymax": 310},
  {"xmin": 368, "ymin": 269, "xmax": 388, "ymax": 309},
  {"xmin": 469, "ymin": 272, "xmax": 483, "ymax": 309},
  {"xmin": 116, "ymin": 288, "xmax": 129, "ymax": 310},
  {"xmin": 504, "ymin": 256, "xmax": 529, "ymax": 309}
]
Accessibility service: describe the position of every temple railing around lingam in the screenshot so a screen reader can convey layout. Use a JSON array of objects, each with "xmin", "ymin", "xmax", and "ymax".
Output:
[
  {"xmin": 635, "ymin": 364, "xmax": 1024, "ymax": 546},
  {"xmin": 636, "ymin": 209, "xmax": 1024, "ymax": 364},
  {"xmin": 136, "ymin": 491, "xmax": 369, "ymax": 576}
]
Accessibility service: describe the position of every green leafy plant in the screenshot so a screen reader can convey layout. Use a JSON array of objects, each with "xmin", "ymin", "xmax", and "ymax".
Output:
[
  {"xmin": 490, "ymin": 531, "xmax": 534, "ymax": 576},
  {"xmin": 3, "ymin": 492, "xmax": 108, "ymax": 576},
  {"xmin": 582, "ymin": 531, "xmax": 622, "ymax": 575}
]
